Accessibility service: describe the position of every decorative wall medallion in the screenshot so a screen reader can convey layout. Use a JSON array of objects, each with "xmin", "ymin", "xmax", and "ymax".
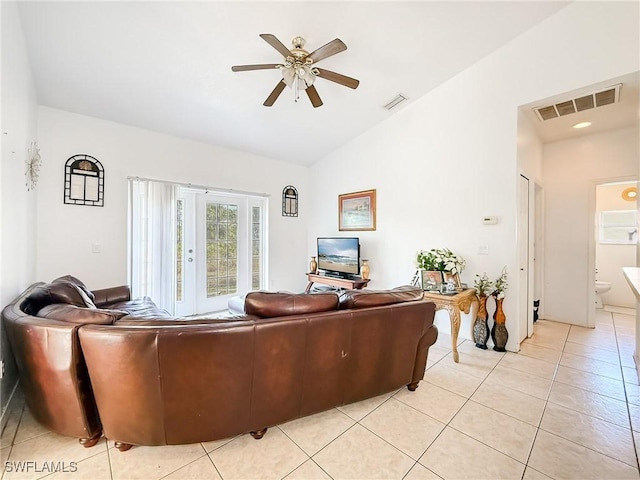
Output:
[
  {"xmin": 25, "ymin": 142, "xmax": 42, "ymax": 191},
  {"xmin": 64, "ymin": 154, "xmax": 104, "ymax": 206},
  {"xmin": 282, "ymin": 185, "xmax": 298, "ymax": 217}
]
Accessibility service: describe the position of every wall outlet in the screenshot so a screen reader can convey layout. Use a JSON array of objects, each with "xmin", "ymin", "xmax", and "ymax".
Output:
[{"xmin": 478, "ymin": 245, "xmax": 489, "ymax": 255}]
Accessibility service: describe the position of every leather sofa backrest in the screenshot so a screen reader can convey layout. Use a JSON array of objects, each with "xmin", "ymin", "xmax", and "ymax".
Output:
[
  {"xmin": 52, "ymin": 275, "xmax": 96, "ymax": 303},
  {"xmin": 20, "ymin": 280, "xmax": 95, "ymax": 315},
  {"xmin": 338, "ymin": 285, "xmax": 424, "ymax": 309},
  {"xmin": 244, "ymin": 291, "xmax": 339, "ymax": 318},
  {"xmin": 38, "ymin": 304, "xmax": 127, "ymax": 325}
]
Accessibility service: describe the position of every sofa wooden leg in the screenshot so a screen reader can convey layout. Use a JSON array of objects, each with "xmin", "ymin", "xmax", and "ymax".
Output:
[
  {"xmin": 78, "ymin": 432, "xmax": 101, "ymax": 448},
  {"xmin": 407, "ymin": 381, "xmax": 419, "ymax": 391},
  {"xmin": 114, "ymin": 441, "xmax": 133, "ymax": 452},
  {"xmin": 250, "ymin": 428, "xmax": 267, "ymax": 440}
]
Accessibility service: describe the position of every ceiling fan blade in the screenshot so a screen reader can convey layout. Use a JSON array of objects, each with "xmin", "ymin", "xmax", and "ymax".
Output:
[
  {"xmin": 306, "ymin": 39, "xmax": 347, "ymax": 63},
  {"xmin": 305, "ymin": 85, "xmax": 323, "ymax": 108},
  {"xmin": 260, "ymin": 34, "xmax": 293, "ymax": 59},
  {"xmin": 232, "ymin": 64, "xmax": 280, "ymax": 72},
  {"xmin": 264, "ymin": 80, "xmax": 287, "ymax": 107},
  {"xmin": 314, "ymin": 68, "xmax": 359, "ymax": 89}
]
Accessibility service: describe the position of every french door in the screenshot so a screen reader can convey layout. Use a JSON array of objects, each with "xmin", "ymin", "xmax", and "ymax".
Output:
[{"xmin": 175, "ymin": 189, "xmax": 266, "ymax": 316}]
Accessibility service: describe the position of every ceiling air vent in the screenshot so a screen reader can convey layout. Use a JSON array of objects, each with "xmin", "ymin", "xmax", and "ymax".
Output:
[
  {"xmin": 533, "ymin": 84, "xmax": 621, "ymax": 121},
  {"xmin": 383, "ymin": 94, "xmax": 408, "ymax": 110}
]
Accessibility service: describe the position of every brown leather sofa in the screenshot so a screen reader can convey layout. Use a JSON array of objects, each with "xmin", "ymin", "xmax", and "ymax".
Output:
[{"xmin": 3, "ymin": 277, "xmax": 437, "ymax": 452}]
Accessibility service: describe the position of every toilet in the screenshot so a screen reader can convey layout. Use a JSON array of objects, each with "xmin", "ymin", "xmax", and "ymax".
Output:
[{"xmin": 595, "ymin": 280, "xmax": 612, "ymax": 309}]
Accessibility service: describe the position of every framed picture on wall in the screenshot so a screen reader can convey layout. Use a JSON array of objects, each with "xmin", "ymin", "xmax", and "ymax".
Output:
[{"xmin": 338, "ymin": 189, "xmax": 376, "ymax": 231}]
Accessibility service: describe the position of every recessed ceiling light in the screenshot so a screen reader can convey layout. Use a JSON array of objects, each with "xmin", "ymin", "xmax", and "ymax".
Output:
[{"xmin": 573, "ymin": 121, "xmax": 592, "ymax": 129}]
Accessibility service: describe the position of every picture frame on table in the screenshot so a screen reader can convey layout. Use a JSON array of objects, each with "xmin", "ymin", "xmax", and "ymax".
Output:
[
  {"xmin": 421, "ymin": 270, "xmax": 444, "ymax": 291},
  {"xmin": 443, "ymin": 272, "xmax": 462, "ymax": 288},
  {"xmin": 338, "ymin": 189, "xmax": 376, "ymax": 231}
]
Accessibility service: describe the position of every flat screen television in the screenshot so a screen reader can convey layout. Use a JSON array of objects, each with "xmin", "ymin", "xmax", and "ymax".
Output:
[{"xmin": 317, "ymin": 237, "xmax": 360, "ymax": 278}]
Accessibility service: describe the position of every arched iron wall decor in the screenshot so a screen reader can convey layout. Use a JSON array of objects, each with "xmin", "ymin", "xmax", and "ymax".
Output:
[
  {"xmin": 64, "ymin": 154, "xmax": 104, "ymax": 206},
  {"xmin": 282, "ymin": 185, "xmax": 298, "ymax": 217}
]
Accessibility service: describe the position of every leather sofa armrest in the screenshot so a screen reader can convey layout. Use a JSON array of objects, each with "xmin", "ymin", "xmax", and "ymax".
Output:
[{"xmin": 92, "ymin": 286, "xmax": 131, "ymax": 307}]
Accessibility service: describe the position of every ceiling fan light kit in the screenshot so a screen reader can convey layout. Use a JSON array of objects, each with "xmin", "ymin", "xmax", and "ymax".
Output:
[{"xmin": 232, "ymin": 34, "xmax": 359, "ymax": 108}]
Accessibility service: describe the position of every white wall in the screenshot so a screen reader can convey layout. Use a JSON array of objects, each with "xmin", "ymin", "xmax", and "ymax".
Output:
[
  {"xmin": 595, "ymin": 182, "xmax": 637, "ymax": 308},
  {"xmin": 36, "ymin": 107, "xmax": 309, "ymax": 293},
  {"xmin": 544, "ymin": 128, "xmax": 638, "ymax": 324},
  {"xmin": 309, "ymin": 1, "xmax": 639, "ymax": 350},
  {"xmin": 1, "ymin": 1, "xmax": 38, "ymax": 415}
]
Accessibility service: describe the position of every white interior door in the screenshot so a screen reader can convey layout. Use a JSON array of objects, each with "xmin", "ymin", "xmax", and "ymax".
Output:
[
  {"xmin": 174, "ymin": 192, "xmax": 196, "ymax": 316},
  {"xmin": 518, "ymin": 174, "xmax": 531, "ymax": 343}
]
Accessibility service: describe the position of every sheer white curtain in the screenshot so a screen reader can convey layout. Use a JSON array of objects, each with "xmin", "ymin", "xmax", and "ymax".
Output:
[{"xmin": 128, "ymin": 179, "xmax": 178, "ymax": 314}]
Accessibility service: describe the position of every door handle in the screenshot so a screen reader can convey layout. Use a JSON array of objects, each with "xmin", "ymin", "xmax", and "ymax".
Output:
[{"xmin": 188, "ymin": 258, "xmax": 193, "ymax": 262}]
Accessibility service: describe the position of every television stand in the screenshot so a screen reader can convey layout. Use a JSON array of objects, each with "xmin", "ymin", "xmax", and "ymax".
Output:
[{"xmin": 305, "ymin": 273, "xmax": 370, "ymax": 293}]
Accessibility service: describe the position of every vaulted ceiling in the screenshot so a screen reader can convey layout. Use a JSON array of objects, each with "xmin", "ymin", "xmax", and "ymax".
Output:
[{"xmin": 17, "ymin": 1, "xmax": 570, "ymax": 165}]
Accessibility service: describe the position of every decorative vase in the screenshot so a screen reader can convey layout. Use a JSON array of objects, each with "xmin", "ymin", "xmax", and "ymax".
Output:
[
  {"xmin": 472, "ymin": 295, "xmax": 489, "ymax": 349},
  {"xmin": 309, "ymin": 256, "xmax": 318, "ymax": 274},
  {"xmin": 491, "ymin": 296, "xmax": 508, "ymax": 352},
  {"xmin": 361, "ymin": 259, "xmax": 370, "ymax": 280}
]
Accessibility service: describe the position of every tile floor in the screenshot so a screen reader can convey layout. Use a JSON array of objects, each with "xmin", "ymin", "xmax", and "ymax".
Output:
[{"xmin": 1, "ymin": 309, "xmax": 639, "ymax": 479}]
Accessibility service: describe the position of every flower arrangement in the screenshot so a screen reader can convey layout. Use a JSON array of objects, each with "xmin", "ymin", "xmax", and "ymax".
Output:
[
  {"xmin": 492, "ymin": 267, "xmax": 508, "ymax": 299},
  {"xmin": 474, "ymin": 273, "xmax": 494, "ymax": 297},
  {"xmin": 416, "ymin": 248, "xmax": 466, "ymax": 274}
]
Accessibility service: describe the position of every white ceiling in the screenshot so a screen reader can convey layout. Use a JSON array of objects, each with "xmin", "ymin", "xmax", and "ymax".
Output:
[{"xmin": 17, "ymin": 1, "xmax": 571, "ymax": 166}]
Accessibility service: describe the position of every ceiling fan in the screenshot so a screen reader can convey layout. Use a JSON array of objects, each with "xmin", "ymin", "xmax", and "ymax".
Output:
[{"xmin": 231, "ymin": 34, "xmax": 360, "ymax": 108}]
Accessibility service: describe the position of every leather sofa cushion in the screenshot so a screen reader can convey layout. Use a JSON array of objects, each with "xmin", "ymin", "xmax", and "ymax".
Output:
[
  {"xmin": 339, "ymin": 285, "xmax": 424, "ymax": 309},
  {"xmin": 245, "ymin": 292, "xmax": 339, "ymax": 318},
  {"xmin": 107, "ymin": 296, "xmax": 172, "ymax": 319},
  {"xmin": 52, "ymin": 275, "xmax": 96, "ymax": 303},
  {"xmin": 20, "ymin": 281, "xmax": 96, "ymax": 315},
  {"xmin": 38, "ymin": 304, "xmax": 127, "ymax": 325}
]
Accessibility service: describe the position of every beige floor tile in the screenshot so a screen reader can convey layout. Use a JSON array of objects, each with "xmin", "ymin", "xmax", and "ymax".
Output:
[
  {"xmin": 201, "ymin": 435, "xmax": 238, "ymax": 453},
  {"xmin": 628, "ymin": 403, "xmax": 640, "ymax": 432},
  {"xmin": 394, "ymin": 382, "xmax": 467, "ymax": 424},
  {"xmin": 456, "ymin": 340, "xmax": 505, "ymax": 365},
  {"xmin": 559, "ymin": 351, "xmax": 623, "ymax": 380},
  {"xmin": 280, "ymin": 408, "xmax": 355, "ymax": 456},
  {"xmin": 624, "ymin": 366, "xmax": 640, "ymax": 385},
  {"xmin": 634, "ymin": 431, "xmax": 640, "ymax": 460},
  {"xmin": 498, "ymin": 353, "xmax": 557, "ymax": 380},
  {"xmin": 563, "ymin": 341, "xmax": 622, "ymax": 365},
  {"xmin": 13, "ymin": 409, "xmax": 51, "ymax": 445},
  {"xmin": 484, "ymin": 365, "xmax": 552, "ymax": 400},
  {"xmin": 554, "ymin": 365, "xmax": 626, "ymax": 401},
  {"xmin": 621, "ymin": 349, "xmax": 637, "ymax": 368},
  {"xmin": 283, "ymin": 460, "xmax": 331, "ymax": 480},
  {"xmin": 44, "ymin": 451, "xmax": 112, "ymax": 480},
  {"xmin": 517, "ymin": 342, "xmax": 562, "ymax": 364},
  {"xmin": 404, "ymin": 462, "xmax": 442, "ymax": 480},
  {"xmin": 567, "ymin": 326, "xmax": 618, "ymax": 351},
  {"xmin": 522, "ymin": 467, "xmax": 554, "ymax": 480},
  {"xmin": 4, "ymin": 433, "xmax": 107, "ymax": 480},
  {"xmin": 423, "ymin": 362, "xmax": 484, "ymax": 398},
  {"xmin": 528, "ymin": 430, "xmax": 639, "ymax": 479},
  {"xmin": 613, "ymin": 311, "xmax": 637, "ymax": 325},
  {"xmin": 162, "ymin": 455, "xmax": 221, "ymax": 480},
  {"xmin": 435, "ymin": 353, "xmax": 496, "ymax": 380},
  {"xmin": 110, "ymin": 443, "xmax": 206, "ymax": 480},
  {"xmin": 449, "ymin": 400, "xmax": 536, "ymax": 463},
  {"xmin": 626, "ymin": 381, "xmax": 640, "ymax": 406},
  {"xmin": 419, "ymin": 427, "xmax": 525, "ymax": 479},
  {"xmin": 426, "ymin": 345, "xmax": 451, "ymax": 363},
  {"xmin": 522, "ymin": 320, "xmax": 569, "ymax": 351},
  {"xmin": 209, "ymin": 428, "xmax": 307, "ymax": 480},
  {"xmin": 616, "ymin": 326, "xmax": 636, "ymax": 337},
  {"xmin": 360, "ymin": 398, "xmax": 445, "ymax": 460},
  {"xmin": 595, "ymin": 309, "xmax": 614, "ymax": 325},
  {"xmin": 0, "ymin": 403, "xmax": 24, "ymax": 448},
  {"xmin": 337, "ymin": 392, "xmax": 395, "ymax": 421},
  {"xmin": 313, "ymin": 424, "xmax": 414, "ymax": 480},
  {"xmin": 470, "ymin": 382, "xmax": 546, "ymax": 426},
  {"xmin": 548, "ymin": 381, "xmax": 630, "ymax": 428},
  {"xmin": 540, "ymin": 402, "xmax": 637, "ymax": 466}
]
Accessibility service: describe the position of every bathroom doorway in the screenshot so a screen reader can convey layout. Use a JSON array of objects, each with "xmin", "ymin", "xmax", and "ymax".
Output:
[{"xmin": 594, "ymin": 180, "xmax": 638, "ymax": 314}]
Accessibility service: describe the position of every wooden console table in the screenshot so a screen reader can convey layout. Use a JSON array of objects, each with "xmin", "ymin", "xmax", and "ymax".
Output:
[
  {"xmin": 422, "ymin": 288, "xmax": 478, "ymax": 363},
  {"xmin": 305, "ymin": 273, "xmax": 370, "ymax": 293}
]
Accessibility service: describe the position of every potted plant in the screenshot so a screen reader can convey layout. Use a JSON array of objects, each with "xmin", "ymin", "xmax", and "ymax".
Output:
[
  {"xmin": 472, "ymin": 273, "xmax": 493, "ymax": 349},
  {"xmin": 491, "ymin": 267, "xmax": 508, "ymax": 352}
]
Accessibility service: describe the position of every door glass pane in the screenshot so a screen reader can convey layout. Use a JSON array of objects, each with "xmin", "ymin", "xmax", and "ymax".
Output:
[
  {"xmin": 206, "ymin": 202, "xmax": 238, "ymax": 297},
  {"xmin": 176, "ymin": 199, "xmax": 183, "ymax": 302},
  {"xmin": 252, "ymin": 206, "xmax": 261, "ymax": 290}
]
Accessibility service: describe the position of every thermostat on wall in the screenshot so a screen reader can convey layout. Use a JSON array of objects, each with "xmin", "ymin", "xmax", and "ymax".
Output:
[{"xmin": 482, "ymin": 216, "xmax": 498, "ymax": 225}]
